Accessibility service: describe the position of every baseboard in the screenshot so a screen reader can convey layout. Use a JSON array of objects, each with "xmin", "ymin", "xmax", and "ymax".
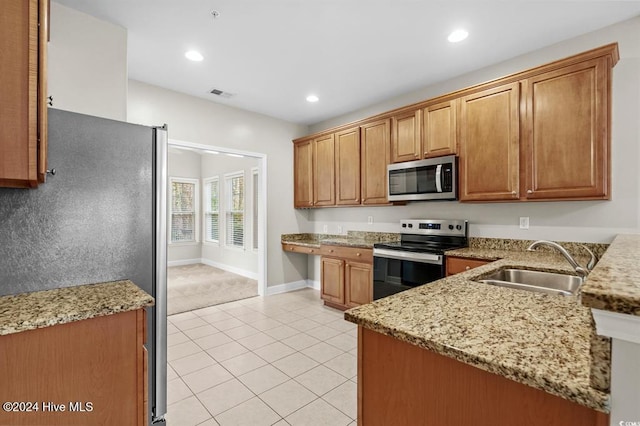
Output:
[
  {"xmin": 265, "ymin": 279, "xmax": 319, "ymax": 296},
  {"xmin": 200, "ymin": 258, "xmax": 259, "ymax": 280},
  {"xmin": 308, "ymin": 280, "xmax": 321, "ymax": 291},
  {"xmin": 167, "ymin": 258, "xmax": 201, "ymax": 267}
]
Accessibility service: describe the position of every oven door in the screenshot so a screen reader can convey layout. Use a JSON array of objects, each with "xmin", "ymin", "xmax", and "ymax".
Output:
[{"xmin": 373, "ymin": 249, "xmax": 445, "ymax": 300}]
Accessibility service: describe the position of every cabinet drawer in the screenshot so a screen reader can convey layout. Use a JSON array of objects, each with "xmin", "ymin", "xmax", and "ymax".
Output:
[
  {"xmin": 446, "ymin": 256, "xmax": 491, "ymax": 276},
  {"xmin": 282, "ymin": 243, "xmax": 321, "ymax": 255},
  {"xmin": 321, "ymin": 245, "xmax": 373, "ymax": 263}
]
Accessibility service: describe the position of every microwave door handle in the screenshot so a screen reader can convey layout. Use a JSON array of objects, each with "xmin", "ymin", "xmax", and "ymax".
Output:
[{"xmin": 435, "ymin": 164, "xmax": 443, "ymax": 193}]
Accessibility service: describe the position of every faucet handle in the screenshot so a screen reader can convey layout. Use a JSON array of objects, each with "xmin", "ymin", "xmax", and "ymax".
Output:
[{"xmin": 579, "ymin": 244, "xmax": 597, "ymax": 271}]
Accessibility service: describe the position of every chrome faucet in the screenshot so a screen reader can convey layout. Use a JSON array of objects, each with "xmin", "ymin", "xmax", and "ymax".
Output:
[{"xmin": 526, "ymin": 240, "xmax": 597, "ymax": 279}]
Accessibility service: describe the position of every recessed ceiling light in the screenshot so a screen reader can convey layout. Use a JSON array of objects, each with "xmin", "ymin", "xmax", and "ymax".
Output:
[
  {"xmin": 306, "ymin": 95, "xmax": 319, "ymax": 103},
  {"xmin": 448, "ymin": 29, "xmax": 469, "ymax": 43},
  {"xmin": 185, "ymin": 50, "xmax": 204, "ymax": 61}
]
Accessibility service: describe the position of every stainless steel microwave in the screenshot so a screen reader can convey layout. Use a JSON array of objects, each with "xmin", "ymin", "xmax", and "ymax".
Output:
[{"xmin": 387, "ymin": 155, "xmax": 457, "ymax": 201}]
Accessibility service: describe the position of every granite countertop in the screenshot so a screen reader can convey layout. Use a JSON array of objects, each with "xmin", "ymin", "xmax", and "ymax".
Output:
[
  {"xmin": 581, "ymin": 234, "xmax": 640, "ymax": 316},
  {"xmin": 0, "ymin": 280, "xmax": 154, "ymax": 336},
  {"xmin": 345, "ymin": 251, "xmax": 609, "ymax": 412},
  {"xmin": 282, "ymin": 231, "xmax": 400, "ymax": 249}
]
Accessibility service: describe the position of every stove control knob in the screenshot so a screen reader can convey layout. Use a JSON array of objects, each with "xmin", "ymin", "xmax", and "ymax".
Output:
[
  {"xmin": 408, "ymin": 224, "xmax": 413, "ymax": 228},
  {"xmin": 456, "ymin": 225, "xmax": 462, "ymax": 230},
  {"xmin": 402, "ymin": 223, "xmax": 407, "ymax": 228},
  {"xmin": 448, "ymin": 225, "xmax": 454, "ymax": 230}
]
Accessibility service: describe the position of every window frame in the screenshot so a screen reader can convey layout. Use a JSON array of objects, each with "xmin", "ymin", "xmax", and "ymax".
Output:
[
  {"xmin": 203, "ymin": 176, "xmax": 220, "ymax": 245},
  {"xmin": 169, "ymin": 177, "xmax": 200, "ymax": 245},
  {"xmin": 224, "ymin": 171, "xmax": 245, "ymax": 250}
]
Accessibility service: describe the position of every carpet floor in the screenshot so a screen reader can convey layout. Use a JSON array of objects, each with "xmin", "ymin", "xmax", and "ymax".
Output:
[{"xmin": 167, "ymin": 263, "xmax": 258, "ymax": 315}]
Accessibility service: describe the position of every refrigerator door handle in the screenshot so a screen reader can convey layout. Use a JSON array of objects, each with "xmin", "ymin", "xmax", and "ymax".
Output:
[{"xmin": 153, "ymin": 126, "xmax": 168, "ymax": 423}]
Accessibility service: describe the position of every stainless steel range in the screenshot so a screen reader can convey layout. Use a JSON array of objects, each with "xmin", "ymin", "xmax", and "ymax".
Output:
[{"xmin": 373, "ymin": 219, "xmax": 468, "ymax": 300}]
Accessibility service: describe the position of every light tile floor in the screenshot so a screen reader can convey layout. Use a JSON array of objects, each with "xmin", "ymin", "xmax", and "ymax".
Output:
[{"xmin": 166, "ymin": 288, "xmax": 357, "ymax": 426}]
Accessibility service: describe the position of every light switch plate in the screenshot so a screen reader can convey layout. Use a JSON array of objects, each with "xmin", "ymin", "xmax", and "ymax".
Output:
[
  {"xmin": 519, "ymin": 217, "xmax": 529, "ymax": 229},
  {"xmin": 323, "ymin": 225, "xmax": 328, "ymax": 233},
  {"xmin": 367, "ymin": 216, "xmax": 374, "ymax": 225}
]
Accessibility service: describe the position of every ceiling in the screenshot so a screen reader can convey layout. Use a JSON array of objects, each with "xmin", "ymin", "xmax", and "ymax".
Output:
[{"xmin": 54, "ymin": 1, "xmax": 640, "ymax": 125}]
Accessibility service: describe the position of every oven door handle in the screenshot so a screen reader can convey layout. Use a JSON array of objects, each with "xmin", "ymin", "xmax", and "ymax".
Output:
[
  {"xmin": 435, "ymin": 164, "xmax": 443, "ymax": 193},
  {"xmin": 373, "ymin": 248, "xmax": 443, "ymax": 265}
]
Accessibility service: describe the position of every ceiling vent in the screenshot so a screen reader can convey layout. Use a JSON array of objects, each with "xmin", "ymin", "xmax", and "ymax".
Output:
[{"xmin": 209, "ymin": 88, "xmax": 234, "ymax": 99}]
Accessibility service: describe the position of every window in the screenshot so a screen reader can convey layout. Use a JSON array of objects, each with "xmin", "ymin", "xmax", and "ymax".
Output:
[
  {"xmin": 252, "ymin": 168, "xmax": 259, "ymax": 251},
  {"xmin": 203, "ymin": 177, "xmax": 220, "ymax": 243},
  {"xmin": 225, "ymin": 172, "xmax": 244, "ymax": 248},
  {"xmin": 170, "ymin": 178, "xmax": 198, "ymax": 243}
]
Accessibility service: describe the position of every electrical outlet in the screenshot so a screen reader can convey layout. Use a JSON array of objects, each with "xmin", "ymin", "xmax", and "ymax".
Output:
[
  {"xmin": 367, "ymin": 216, "xmax": 374, "ymax": 225},
  {"xmin": 337, "ymin": 225, "xmax": 343, "ymax": 234},
  {"xmin": 519, "ymin": 217, "xmax": 529, "ymax": 229},
  {"xmin": 323, "ymin": 225, "xmax": 328, "ymax": 233}
]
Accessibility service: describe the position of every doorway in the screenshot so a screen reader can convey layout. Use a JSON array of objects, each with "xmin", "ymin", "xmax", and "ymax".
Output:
[{"xmin": 166, "ymin": 139, "xmax": 267, "ymax": 314}]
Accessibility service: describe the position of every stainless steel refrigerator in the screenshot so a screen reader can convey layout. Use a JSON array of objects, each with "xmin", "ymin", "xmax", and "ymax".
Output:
[{"xmin": 0, "ymin": 109, "xmax": 168, "ymax": 425}]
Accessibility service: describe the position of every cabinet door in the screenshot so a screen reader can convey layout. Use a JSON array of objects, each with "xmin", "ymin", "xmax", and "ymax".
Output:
[
  {"xmin": 523, "ymin": 57, "xmax": 610, "ymax": 200},
  {"xmin": 345, "ymin": 260, "xmax": 372, "ymax": 308},
  {"xmin": 37, "ymin": 0, "xmax": 48, "ymax": 184},
  {"xmin": 293, "ymin": 139, "xmax": 313, "ymax": 208},
  {"xmin": 335, "ymin": 127, "xmax": 361, "ymax": 205},
  {"xmin": 459, "ymin": 82, "xmax": 520, "ymax": 201},
  {"xmin": 361, "ymin": 119, "xmax": 391, "ymax": 205},
  {"xmin": 321, "ymin": 257, "xmax": 345, "ymax": 305},
  {"xmin": 313, "ymin": 133, "xmax": 336, "ymax": 206},
  {"xmin": 0, "ymin": 0, "xmax": 41, "ymax": 188},
  {"xmin": 391, "ymin": 110, "xmax": 421, "ymax": 163},
  {"xmin": 423, "ymin": 100, "xmax": 457, "ymax": 158}
]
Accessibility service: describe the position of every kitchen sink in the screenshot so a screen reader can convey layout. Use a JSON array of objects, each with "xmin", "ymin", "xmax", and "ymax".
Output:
[{"xmin": 476, "ymin": 268, "xmax": 583, "ymax": 296}]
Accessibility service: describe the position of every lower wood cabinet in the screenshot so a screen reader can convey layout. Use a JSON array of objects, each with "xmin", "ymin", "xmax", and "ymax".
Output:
[
  {"xmin": 358, "ymin": 327, "xmax": 608, "ymax": 426},
  {"xmin": 0, "ymin": 309, "xmax": 147, "ymax": 426},
  {"xmin": 446, "ymin": 256, "xmax": 492, "ymax": 276},
  {"xmin": 321, "ymin": 246, "xmax": 373, "ymax": 310}
]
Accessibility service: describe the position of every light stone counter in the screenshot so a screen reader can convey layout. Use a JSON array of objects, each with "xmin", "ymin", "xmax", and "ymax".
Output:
[
  {"xmin": 345, "ymin": 252, "xmax": 610, "ymax": 413},
  {"xmin": 581, "ymin": 234, "xmax": 640, "ymax": 316},
  {"xmin": 0, "ymin": 280, "xmax": 154, "ymax": 336}
]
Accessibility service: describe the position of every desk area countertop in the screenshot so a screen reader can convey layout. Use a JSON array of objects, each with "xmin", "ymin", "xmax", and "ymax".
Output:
[{"xmin": 0, "ymin": 280, "xmax": 154, "ymax": 336}]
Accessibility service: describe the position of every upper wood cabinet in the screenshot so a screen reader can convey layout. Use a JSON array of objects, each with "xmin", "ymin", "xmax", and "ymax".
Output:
[
  {"xmin": 293, "ymin": 43, "xmax": 618, "ymax": 205},
  {"xmin": 459, "ymin": 82, "xmax": 520, "ymax": 202},
  {"xmin": 361, "ymin": 119, "xmax": 391, "ymax": 205},
  {"xmin": 522, "ymin": 57, "xmax": 611, "ymax": 200},
  {"xmin": 313, "ymin": 133, "xmax": 336, "ymax": 206},
  {"xmin": 293, "ymin": 139, "xmax": 313, "ymax": 208},
  {"xmin": 335, "ymin": 127, "xmax": 361, "ymax": 205},
  {"xmin": 0, "ymin": 0, "xmax": 49, "ymax": 189},
  {"xmin": 423, "ymin": 100, "xmax": 458, "ymax": 158},
  {"xmin": 391, "ymin": 110, "xmax": 421, "ymax": 163}
]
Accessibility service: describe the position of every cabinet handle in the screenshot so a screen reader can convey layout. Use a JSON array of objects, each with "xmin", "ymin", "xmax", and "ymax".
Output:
[
  {"xmin": 465, "ymin": 266, "xmax": 470, "ymax": 270},
  {"xmin": 309, "ymin": 249, "xmax": 313, "ymax": 253},
  {"xmin": 511, "ymin": 191, "xmax": 517, "ymax": 196},
  {"xmin": 356, "ymin": 253, "xmax": 361, "ymax": 256},
  {"xmin": 47, "ymin": 96, "xmax": 53, "ymax": 106},
  {"xmin": 355, "ymin": 198, "xmax": 359, "ymax": 202},
  {"xmin": 527, "ymin": 189, "xmax": 533, "ymax": 194},
  {"xmin": 329, "ymin": 249, "xmax": 334, "ymax": 253}
]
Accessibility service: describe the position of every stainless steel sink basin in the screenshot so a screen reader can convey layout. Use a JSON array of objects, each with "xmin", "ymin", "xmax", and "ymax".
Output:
[{"xmin": 476, "ymin": 268, "xmax": 583, "ymax": 296}]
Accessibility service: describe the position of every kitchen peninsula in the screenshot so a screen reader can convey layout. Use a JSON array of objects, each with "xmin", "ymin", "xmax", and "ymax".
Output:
[{"xmin": 344, "ymin": 236, "xmax": 632, "ymax": 426}]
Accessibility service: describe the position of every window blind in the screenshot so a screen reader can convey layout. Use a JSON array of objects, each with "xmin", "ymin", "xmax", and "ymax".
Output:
[
  {"xmin": 171, "ymin": 180, "xmax": 196, "ymax": 243},
  {"xmin": 252, "ymin": 170, "xmax": 259, "ymax": 250},
  {"xmin": 225, "ymin": 173, "xmax": 244, "ymax": 248},
  {"xmin": 204, "ymin": 178, "xmax": 219, "ymax": 242}
]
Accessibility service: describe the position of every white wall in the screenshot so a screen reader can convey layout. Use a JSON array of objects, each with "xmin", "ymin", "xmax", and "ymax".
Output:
[
  {"xmin": 168, "ymin": 148, "xmax": 202, "ymax": 262},
  {"xmin": 48, "ymin": 2, "xmax": 127, "ymax": 121},
  {"xmin": 200, "ymin": 154, "xmax": 260, "ymax": 277},
  {"xmin": 308, "ymin": 17, "xmax": 640, "ymax": 244},
  {"xmin": 127, "ymin": 80, "xmax": 311, "ymax": 288}
]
